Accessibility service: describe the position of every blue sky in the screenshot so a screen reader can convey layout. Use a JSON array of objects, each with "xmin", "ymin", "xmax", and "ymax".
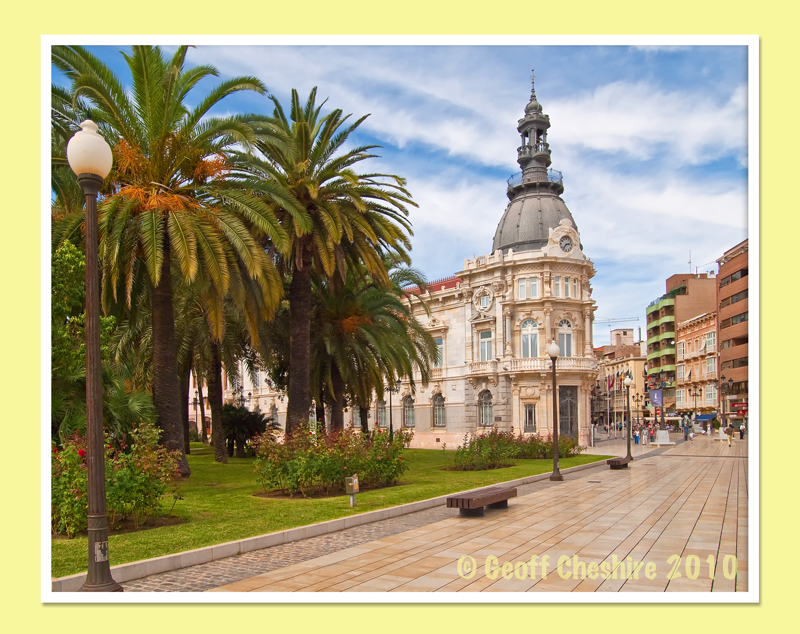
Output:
[{"xmin": 53, "ymin": 43, "xmax": 749, "ymax": 346}]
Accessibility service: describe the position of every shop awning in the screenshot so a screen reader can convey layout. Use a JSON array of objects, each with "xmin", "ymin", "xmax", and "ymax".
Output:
[{"xmin": 696, "ymin": 413, "xmax": 718, "ymax": 422}]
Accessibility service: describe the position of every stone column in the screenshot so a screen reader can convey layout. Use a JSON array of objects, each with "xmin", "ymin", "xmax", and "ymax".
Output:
[
  {"xmin": 544, "ymin": 306, "xmax": 553, "ymax": 346},
  {"xmin": 584, "ymin": 309, "xmax": 593, "ymax": 357},
  {"xmin": 465, "ymin": 295, "xmax": 473, "ymax": 364},
  {"xmin": 504, "ymin": 309, "xmax": 513, "ymax": 357}
]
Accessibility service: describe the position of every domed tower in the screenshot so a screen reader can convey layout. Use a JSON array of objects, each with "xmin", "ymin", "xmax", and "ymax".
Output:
[
  {"xmin": 492, "ymin": 71, "xmax": 578, "ymax": 254},
  {"xmin": 401, "ymin": 71, "xmax": 597, "ymax": 453}
]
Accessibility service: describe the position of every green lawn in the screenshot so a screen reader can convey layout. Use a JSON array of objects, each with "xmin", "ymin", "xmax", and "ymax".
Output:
[{"xmin": 51, "ymin": 443, "xmax": 610, "ymax": 578}]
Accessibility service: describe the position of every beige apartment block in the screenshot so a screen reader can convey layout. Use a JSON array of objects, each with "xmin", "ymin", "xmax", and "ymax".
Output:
[{"xmin": 675, "ymin": 311, "xmax": 718, "ymax": 421}]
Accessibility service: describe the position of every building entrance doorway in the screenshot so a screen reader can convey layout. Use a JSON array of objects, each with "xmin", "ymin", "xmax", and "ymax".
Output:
[{"xmin": 559, "ymin": 386, "xmax": 578, "ymax": 439}]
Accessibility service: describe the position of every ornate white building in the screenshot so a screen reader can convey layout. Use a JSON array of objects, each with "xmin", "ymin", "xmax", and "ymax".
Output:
[{"xmin": 386, "ymin": 76, "xmax": 600, "ymax": 448}]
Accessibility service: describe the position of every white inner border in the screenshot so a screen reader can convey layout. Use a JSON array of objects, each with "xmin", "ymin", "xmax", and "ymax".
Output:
[{"xmin": 41, "ymin": 33, "xmax": 759, "ymax": 604}]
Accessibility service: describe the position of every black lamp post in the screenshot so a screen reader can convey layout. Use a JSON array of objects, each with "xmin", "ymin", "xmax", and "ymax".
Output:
[
  {"xmin": 193, "ymin": 391, "xmax": 199, "ymax": 434},
  {"xmin": 688, "ymin": 386, "xmax": 702, "ymax": 430},
  {"xmin": 632, "ymin": 392, "xmax": 644, "ymax": 429},
  {"xmin": 547, "ymin": 340, "xmax": 563, "ymax": 481},
  {"xmin": 67, "ymin": 120, "xmax": 122, "ymax": 592},
  {"xmin": 624, "ymin": 376, "xmax": 633, "ymax": 461},
  {"xmin": 719, "ymin": 374, "xmax": 734, "ymax": 429},
  {"xmin": 386, "ymin": 378, "xmax": 401, "ymax": 442}
]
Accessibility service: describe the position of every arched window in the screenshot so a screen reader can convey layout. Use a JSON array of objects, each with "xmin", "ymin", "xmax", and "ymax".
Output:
[
  {"xmin": 403, "ymin": 395, "xmax": 415, "ymax": 428},
  {"xmin": 376, "ymin": 400, "xmax": 387, "ymax": 427},
  {"xmin": 520, "ymin": 319, "xmax": 538, "ymax": 358},
  {"xmin": 478, "ymin": 390, "xmax": 493, "ymax": 427},
  {"xmin": 558, "ymin": 319, "xmax": 573, "ymax": 357},
  {"xmin": 433, "ymin": 393, "xmax": 446, "ymax": 427}
]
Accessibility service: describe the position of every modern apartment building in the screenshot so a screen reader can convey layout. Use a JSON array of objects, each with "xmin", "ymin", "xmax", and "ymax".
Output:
[
  {"xmin": 717, "ymin": 239, "xmax": 749, "ymax": 425},
  {"xmin": 645, "ymin": 273, "xmax": 716, "ymax": 421}
]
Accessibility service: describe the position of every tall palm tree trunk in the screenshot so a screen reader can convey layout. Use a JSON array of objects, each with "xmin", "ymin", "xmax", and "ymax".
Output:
[
  {"xmin": 359, "ymin": 405, "xmax": 370, "ymax": 433},
  {"xmin": 151, "ymin": 245, "xmax": 190, "ymax": 476},
  {"xmin": 330, "ymin": 363, "xmax": 345, "ymax": 432},
  {"xmin": 180, "ymin": 362, "xmax": 191, "ymax": 454},
  {"xmin": 286, "ymin": 255, "xmax": 312, "ymax": 435},
  {"xmin": 194, "ymin": 368, "xmax": 209, "ymax": 444},
  {"xmin": 208, "ymin": 342, "xmax": 228, "ymax": 463}
]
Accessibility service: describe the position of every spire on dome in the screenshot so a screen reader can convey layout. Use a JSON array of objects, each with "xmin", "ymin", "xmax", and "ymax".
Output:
[{"xmin": 530, "ymin": 68, "xmax": 537, "ymax": 101}]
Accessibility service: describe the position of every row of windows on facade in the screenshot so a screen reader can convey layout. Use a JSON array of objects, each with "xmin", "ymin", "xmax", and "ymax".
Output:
[
  {"xmin": 720, "ymin": 312, "xmax": 748, "ymax": 329},
  {"xmin": 676, "ymin": 332, "xmax": 716, "ymax": 359},
  {"xmin": 476, "ymin": 277, "xmax": 581, "ymax": 307},
  {"xmin": 476, "ymin": 320, "xmax": 574, "ymax": 362},
  {"xmin": 515, "ymin": 276, "xmax": 579, "ymax": 300},
  {"xmin": 675, "ymin": 385, "xmax": 718, "ymax": 405},
  {"xmin": 719, "ymin": 267, "xmax": 748, "ymax": 289},
  {"xmin": 373, "ymin": 393, "xmax": 537, "ymax": 432},
  {"xmin": 677, "ymin": 356, "xmax": 716, "ymax": 379},
  {"xmin": 720, "ymin": 288, "xmax": 748, "ymax": 309}
]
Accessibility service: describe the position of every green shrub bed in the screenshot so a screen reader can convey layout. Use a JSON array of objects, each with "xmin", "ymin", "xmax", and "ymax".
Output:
[
  {"xmin": 453, "ymin": 428, "xmax": 583, "ymax": 471},
  {"xmin": 254, "ymin": 423, "xmax": 412, "ymax": 497}
]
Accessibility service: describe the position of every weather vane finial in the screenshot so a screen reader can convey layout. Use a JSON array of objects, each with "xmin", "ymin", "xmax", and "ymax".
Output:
[{"xmin": 530, "ymin": 68, "xmax": 537, "ymax": 100}]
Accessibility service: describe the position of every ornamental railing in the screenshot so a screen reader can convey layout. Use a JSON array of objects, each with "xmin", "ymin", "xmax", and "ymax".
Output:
[{"xmin": 507, "ymin": 168, "xmax": 563, "ymax": 189}]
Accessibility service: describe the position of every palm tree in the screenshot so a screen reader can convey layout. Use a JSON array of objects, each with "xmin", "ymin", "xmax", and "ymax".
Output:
[
  {"xmin": 232, "ymin": 88, "xmax": 417, "ymax": 434},
  {"xmin": 52, "ymin": 45, "xmax": 287, "ymax": 475},
  {"xmin": 313, "ymin": 259, "xmax": 439, "ymax": 431}
]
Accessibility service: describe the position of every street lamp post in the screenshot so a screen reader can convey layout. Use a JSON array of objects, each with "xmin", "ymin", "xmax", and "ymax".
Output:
[
  {"xmin": 688, "ymin": 386, "xmax": 702, "ymax": 430},
  {"xmin": 547, "ymin": 341, "xmax": 563, "ymax": 482},
  {"xmin": 632, "ymin": 392, "xmax": 644, "ymax": 429},
  {"xmin": 193, "ymin": 393, "xmax": 199, "ymax": 434},
  {"xmin": 719, "ymin": 374, "xmax": 734, "ymax": 430},
  {"xmin": 386, "ymin": 378, "xmax": 401, "ymax": 442},
  {"xmin": 67, "ymin": 120, "xmax": 121, "ymax": 592},
  {"xmin": 624, "ymin": 376, "xmax": 633, "ymax": 461}
]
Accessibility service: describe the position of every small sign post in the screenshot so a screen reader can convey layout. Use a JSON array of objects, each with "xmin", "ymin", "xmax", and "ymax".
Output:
[{"xmin": 345, "ymin": 474, "xmax": 359, "ymax": 507}]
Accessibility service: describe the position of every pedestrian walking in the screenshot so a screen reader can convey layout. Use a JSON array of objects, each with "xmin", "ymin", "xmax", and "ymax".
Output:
[
  {"xmin": 739, "ymin": 423, "xmax": 746, "ymax": 440},
  {"xmin": 725, "ymin": 423, "xmax": 735, "ymax": 447},
  {"xmin": 634, "ymin": 429, "xmax": 639, "ymax": 445}
]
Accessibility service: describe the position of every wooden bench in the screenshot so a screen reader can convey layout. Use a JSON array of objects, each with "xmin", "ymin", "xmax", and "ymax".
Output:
[
  {"xmin": 446, "ymin": 486, "xmax": 517, "ymax": 517},
  {"xmin": 607, "ymin": 457, "xmax": 632, "ymax": 470}
]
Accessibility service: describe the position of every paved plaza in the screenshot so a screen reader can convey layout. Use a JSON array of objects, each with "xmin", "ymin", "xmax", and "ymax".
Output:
[{"xmin": 124, "ymin": 433, "xmax": 748, "ymax": 593}]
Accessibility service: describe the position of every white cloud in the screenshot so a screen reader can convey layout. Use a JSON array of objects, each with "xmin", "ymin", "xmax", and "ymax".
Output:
[{"xmin": 549, "ymin": 82, "xmax": 747, "ymax": 165}]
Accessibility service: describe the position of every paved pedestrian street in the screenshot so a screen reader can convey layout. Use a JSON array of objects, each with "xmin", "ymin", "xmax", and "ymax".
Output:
[{"xmin": 206, "ymin": 435, "xmax": 747, "ymax": 593}]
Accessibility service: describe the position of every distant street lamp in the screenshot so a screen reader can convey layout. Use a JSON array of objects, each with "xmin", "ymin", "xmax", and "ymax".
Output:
[
  {"xmin": 632, "ymin": 392, "xmax": 644, "ymax": 429},
  {"xmin": 688, "ymin": 386, "xmax": 702, "ymax": 430},
  {"xmin": 547, "ymin": 340, "xmax": 563, "ymax": 482},
  {"xmin": 67, "ymin": 120, "xmax": 121, "ymax": 592},
  {"xmin": 719, "ymin": 374, "xmax": 734, "ymax": 429},
  {"xmin": 385, "ymin": 378, "xmax": 401, "ymax": 442},
  {"xmin": 624, "ymin": 376, "xmax": 633, "ymax": 461},
  {"xmin": 192, "ymin": 392, "xmax": 199, "ymax": 434}
]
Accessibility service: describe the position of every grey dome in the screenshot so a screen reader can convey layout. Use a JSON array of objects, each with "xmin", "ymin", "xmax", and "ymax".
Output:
[{"xmin": 492, "ymin": 189, "xmax": 578, "ymax": 253}]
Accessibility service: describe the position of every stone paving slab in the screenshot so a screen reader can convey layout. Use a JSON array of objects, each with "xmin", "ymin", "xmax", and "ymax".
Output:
[{"xmin": 209, "ymin": 436, "xmax": 747, "ymax": 594}]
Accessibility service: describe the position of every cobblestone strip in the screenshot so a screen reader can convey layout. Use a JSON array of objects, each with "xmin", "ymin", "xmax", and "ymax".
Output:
[{"xmin": 123, "ymin": 470, "xmax": 595, "ymax": 592}]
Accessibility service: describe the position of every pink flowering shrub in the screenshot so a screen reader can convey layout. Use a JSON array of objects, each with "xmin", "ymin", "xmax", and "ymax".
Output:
[
  {"xmin": 51, "ymin": 423, "xmax": 180, "ymax": 537},
  {"xmin": 253, "ymin": 422, "xmax": 411, "ymax": 496}
]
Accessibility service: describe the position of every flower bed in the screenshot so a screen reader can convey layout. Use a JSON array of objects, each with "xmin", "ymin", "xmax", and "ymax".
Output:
[
  {"xmin": 253, "ymin": 423, "xmax": 412, "ymax": 497},
  {"xmin": 453, "ymin": 428, "xmax": 583, "ymax": 471},
  {"xmin": 51, "ymin": 423, "xmax": 181, "ymax": 537}
]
